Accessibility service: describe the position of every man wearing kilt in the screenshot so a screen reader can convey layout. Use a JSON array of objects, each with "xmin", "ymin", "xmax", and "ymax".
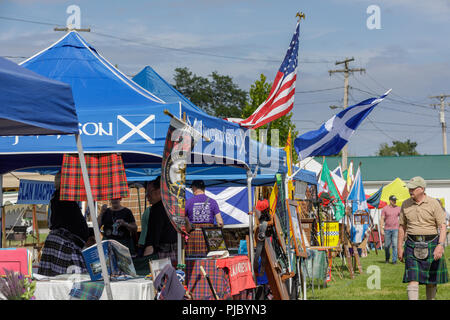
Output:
[
  {"xmin": 38, "ymin": 172, "xmax": 89, "ymax": 276},
  {"xmin": 143, "ymin": 176, "xmax": 178, "ymax": 265},
  {"xmin": 398, "ymin": 176, "xmax": 448, "ymax": 300},
  {"xmin": 185, "ymin": 180, "xmax": 223, "ymax": 257}
]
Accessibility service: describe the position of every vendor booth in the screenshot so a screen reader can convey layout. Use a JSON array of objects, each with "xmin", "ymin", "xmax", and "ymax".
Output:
[{"xmin": 0, "ymin": 32, "xmax": 287, "ymax": 300}]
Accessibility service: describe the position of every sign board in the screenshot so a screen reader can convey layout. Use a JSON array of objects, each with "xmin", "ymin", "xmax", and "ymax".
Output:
[{"xmin": 17, "ymin": 179, "xmax": 55, "ymax": 204}]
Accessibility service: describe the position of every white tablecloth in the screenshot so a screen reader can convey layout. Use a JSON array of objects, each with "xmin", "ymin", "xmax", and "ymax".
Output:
[{"xmin": 34, "ymin": 275, "xmax": 155, "ymax": 300}]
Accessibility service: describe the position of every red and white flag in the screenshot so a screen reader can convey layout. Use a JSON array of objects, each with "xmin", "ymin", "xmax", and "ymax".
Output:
[{"xmin": 225, "ymin": 22, "xmax": 300, "ymax": 129}]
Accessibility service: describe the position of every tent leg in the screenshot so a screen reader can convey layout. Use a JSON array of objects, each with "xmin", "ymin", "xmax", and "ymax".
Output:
[
  {"xmin": 246, "ymin": 170, "xmax": 255, "ymax": 278},
  {"xmin": 75, "ymin": 134, "xmax": 113, "ymax": 300},
  {"xmin": 177, "ymin": 233, "xmax": 182, "ymax": 266},
  {"xmin": 0, "ymin": 175, "xmax": 4, "ymax": 248}
]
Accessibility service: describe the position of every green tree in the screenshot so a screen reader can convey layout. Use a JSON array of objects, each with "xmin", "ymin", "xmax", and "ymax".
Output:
[
  {"xmin": 172, "ymin": 67, "xmax": 246, "ymax": 118},
  {"xmin": 377, "ymin": 139, "xmax": 420, "ymax": 156},
  {"xmin": 243, "ymin": 74, "xmax": 298, "ymax": 160}
]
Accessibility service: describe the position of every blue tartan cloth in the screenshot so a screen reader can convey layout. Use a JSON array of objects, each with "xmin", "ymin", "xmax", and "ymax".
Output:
[
  {"xmin": 403, "ymin": 237, "xmax": 448, "ymax": 284},
  {"xmin": 69, "ymin": 281, "xmax": 105, "ymax": 300}
]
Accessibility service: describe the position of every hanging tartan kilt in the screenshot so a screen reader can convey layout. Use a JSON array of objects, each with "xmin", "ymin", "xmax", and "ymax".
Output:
[
  {"xmin": 403, "ymin": 237, "xmax": 448, "ymax": 284},
  {"xmin": 185, "ymin": 223, "xmax": 214, "ymax": 257},
  {"xmin": 38, "ymin": 228, "xmax": 87, "ymax": 276}
]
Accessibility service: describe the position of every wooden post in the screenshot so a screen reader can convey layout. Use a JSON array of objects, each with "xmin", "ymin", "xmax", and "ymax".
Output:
[
  {"xmin": 1, "ymin": 205, "xmax": 5, "ymax": 248},
  {"xmin": 32, "ymin": 204, "xmax": 40, "ymax": 245},
  {"xmin": 343, "ymin": 243, "xmax": 354, "ymax": 279},
  {"xmin": 352, "ymin": 244, "xmax": 363, "ymax": 274}
]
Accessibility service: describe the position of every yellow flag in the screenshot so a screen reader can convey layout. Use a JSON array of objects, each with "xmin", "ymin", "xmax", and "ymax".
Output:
[
  {"xmin": 269, "ymin": 182, "xmax": 278, "ymax": 218},
  {"xmin": 284, "ymin": 129, "xmax": 295, "ymax": 200}
]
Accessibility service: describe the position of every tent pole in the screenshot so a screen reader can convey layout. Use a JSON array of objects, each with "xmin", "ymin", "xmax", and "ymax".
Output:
[
  {"xmin": 75, "ymin": 134, "xmax": 113, "ymax": 300},
  {"xmin": 246, "ymin": 170, "xmax": 255, "ymax": 278},
  {"xmin": 177, "ymin": 233, "xmax": 182, "ymax": 266},
  {"xmin": 0, "ymin": 175, "xmax": 3, "ymax": 248},
  {"xmin": 378, "ymin": 209, "xmax": 383, "ymax": 250}
]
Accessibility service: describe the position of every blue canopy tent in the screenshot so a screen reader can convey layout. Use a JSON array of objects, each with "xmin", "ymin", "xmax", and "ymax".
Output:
[
  {"xmin": 0, "ymin": 56, "xmax": 113, "ymax": 299},
  {"xmin": 2, "ymin": 31, "xmax": 286, "ymax": 272},
  {"xmin": 0, "ymin": 32, "xmax": 285, "ymax": 176}
]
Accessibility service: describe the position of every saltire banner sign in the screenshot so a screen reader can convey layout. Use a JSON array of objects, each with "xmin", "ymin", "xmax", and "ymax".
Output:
[
  {"xmin": 185, "ymin": 186, "xmax": 252, "ymax": 227},
  {"xmin": 347, "ymin": 165, "xmax": 369, "ymax": 214},
  {"xmin": 161, "ymin": 113, "xmax": 203, "ymax": 235},
  {"xmin": 294, "ymin": 90, "xmax": 391, "ymax": 160}
]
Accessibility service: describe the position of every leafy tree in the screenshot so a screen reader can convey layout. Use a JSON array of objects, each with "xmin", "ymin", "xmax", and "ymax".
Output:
[
  {"xmin": 377, "ymin": 139, "xmax": 420, "ymax": 156},
  {"xmin": 243, "ymin": 74, "xmax": 298, "ymax": 160},
  {"xmin": 172, "ymin": 67, "xmax": 212, "ymax": 113},
  {"xmin": 172, "ymin": 67, "xmax": 246, "ymax": 118}
]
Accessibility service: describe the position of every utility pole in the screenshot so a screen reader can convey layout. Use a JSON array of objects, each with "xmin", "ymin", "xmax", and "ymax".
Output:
[
  {"xmin": 329, "ymin": 57, "xmax": 365, "ymax": 171},
  {"xmin": 430, "ymin": 94, "xmax": 450, "ymax": 155},
  {"xmin": 54, "ymin": 27, "xmax": 91, "ymax": 32}
]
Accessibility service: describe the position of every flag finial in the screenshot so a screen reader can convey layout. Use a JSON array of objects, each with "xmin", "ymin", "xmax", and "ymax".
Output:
[{"xmin": 296, "ymin": 12, "xmax": 306, "ymax": 22}]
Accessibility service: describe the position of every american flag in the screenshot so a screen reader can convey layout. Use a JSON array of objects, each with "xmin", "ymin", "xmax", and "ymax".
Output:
[{"xmin": 226, "ymin": 22, "xmax": 300, "ymax": 129}]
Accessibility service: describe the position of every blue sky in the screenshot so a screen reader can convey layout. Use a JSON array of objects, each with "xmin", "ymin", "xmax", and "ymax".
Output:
[{"xmin": 1, "ymin": 0, "xmax": 449, "ymax": 157}]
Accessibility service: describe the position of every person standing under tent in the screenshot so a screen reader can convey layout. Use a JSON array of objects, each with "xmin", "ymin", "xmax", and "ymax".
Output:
[
  {"xmin": 98, "ymin": 198, "xmax": 137, "ymax": 256},
  {"xmin": 398, "ymin": 176, "xmax": 448, "ymax": 300},
  {"xmin": 38, "ymin": 171, "xmax": 89, "ymax": 276},
  {"xmin": 142, "ymin": 176, "xmax": 178, "ymax": 265},
  {"xmin": 185, "ymin": 180, "xmax": 223, "ymax": 257},
  {"xmin": 380, "ymin": 195, "xmax": 401, "ymax": 264}
]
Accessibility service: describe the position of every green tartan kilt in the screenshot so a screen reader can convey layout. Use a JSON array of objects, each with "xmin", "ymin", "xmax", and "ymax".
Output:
[{"xmin": 403, "ymin": 237, "xmax": 448, "ymax": 284}]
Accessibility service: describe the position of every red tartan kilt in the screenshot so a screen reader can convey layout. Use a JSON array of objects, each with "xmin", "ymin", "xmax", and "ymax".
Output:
[{"xmin": 185, "ymin": 223, "xmax": 214, "ymax": 256}]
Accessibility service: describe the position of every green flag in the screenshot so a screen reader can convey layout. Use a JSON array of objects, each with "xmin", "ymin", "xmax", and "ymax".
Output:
[{"xmin": 320, "ymin": 159, "xmax": 345, "ymax": 221}]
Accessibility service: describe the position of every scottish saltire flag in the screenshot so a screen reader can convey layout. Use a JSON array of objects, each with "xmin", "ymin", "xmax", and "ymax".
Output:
[
  {"xmin": 347, "ymin": 165, "xmax": 369, "ymax": 214},
  {"xmin": 225, "ymin": 22, "xmax": 299, "ymax": 129},
  {"xmin": 350, "ymin": 224, "xmax": 369, "ymax": 244},
  {"xmin": 186, "ymin": 186, "xmax": 253, "ymax": 227},
  {"xmin": 294, "ymin": 90, "xmax": 391, "ymax": 159}
]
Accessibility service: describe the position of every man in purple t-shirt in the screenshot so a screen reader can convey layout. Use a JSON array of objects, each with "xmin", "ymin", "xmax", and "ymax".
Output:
[
  {"xmin": 185, "ymin": 180, "xmax": 223, "ymax": 227},
  {"xmin": 185, "ymin": 180, "xmax": 223, "ymax": 256},
  {"xmin": 381, "ymin": 195, "xmax": 401, "ymax": 264}
]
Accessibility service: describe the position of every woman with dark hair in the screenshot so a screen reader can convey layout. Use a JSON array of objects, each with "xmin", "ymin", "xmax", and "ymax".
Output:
[
  {"xmin": 98, "ymin": 198, "xmax": 137, "ymax": 255},
  {"xmin": 38, "ymin": 171, "xmax": 89, "ymax": 276},
  {"xmin": 185, "ymin": 180, "xmax": 223, "ymax": 257}
]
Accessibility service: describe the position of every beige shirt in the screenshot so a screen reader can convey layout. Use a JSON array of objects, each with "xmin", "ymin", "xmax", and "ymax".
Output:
[{"xmin": 399, "ymin": 195, "xmax": 446, "ymax": 235}]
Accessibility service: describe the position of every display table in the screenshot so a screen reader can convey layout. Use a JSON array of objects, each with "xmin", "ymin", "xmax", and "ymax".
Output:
[
  {"xmin": 185, "ymin": 255, "xmax": 255, "ymax": 300},
  {"xmin": 34, "ymin": 274, "xmax": 155, "ymax": 300}
]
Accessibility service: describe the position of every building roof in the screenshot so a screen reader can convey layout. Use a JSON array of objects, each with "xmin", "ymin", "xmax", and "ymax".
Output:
[{"xmin": 320, "ymin": 154, "xmax": 450, "ymax": 182}]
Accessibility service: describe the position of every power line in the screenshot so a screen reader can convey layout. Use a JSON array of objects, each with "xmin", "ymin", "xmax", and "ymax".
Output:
[
  {"xmin": 0, "ymin": 14, "xmax": 337, "ymax": 65},
  {"xmin": 294, "ymin": 99, "xmax": 341, "ymax": 105},
  {"xmin": 351, "ymin": 74, "xmax": 431, "ymax": 110},
  {"xmin": 365, "ymin": 72, "xmax": 429, "ymax": 105},
  {"xmin": 0, "ymin": 15, "xmax": 61, "ymax": 26},
  {"xmin": 351, "ymin": 87, "xmax": 437, "ymax": 118},
  {"xmin": 295, "ymin": 86, "xmax": 344, "ymax": 94}
]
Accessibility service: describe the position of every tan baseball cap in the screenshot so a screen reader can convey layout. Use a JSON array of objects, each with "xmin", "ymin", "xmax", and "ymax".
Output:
[{"xmin": 405, "ymin": 176, "xmax": 426, "ymax": 189}]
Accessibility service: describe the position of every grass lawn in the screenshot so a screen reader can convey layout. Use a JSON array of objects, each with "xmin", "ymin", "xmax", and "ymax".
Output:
[{"xmin": 305, "ymin": 246, "xmax": 450, "ymax": 300}]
